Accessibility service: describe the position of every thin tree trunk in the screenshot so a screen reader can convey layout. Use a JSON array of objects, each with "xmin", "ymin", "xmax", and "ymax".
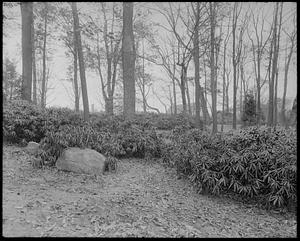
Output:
[
  {"xmin": 73, "ymin": 44, "xmax": 79, "ymax": 112},
  {"xmin": 3, "ymin": 60, "xmax": 8, "ymax": 103},
  {"xmin": 122, "ymin": 2, "xmax": 136, "ymax": 117},
  {"xmin": 172, "ymin": 78, "xmax": 177, "ymax": 115},
  {"xmin": 221, "ymin": 42, "xmax": 227, "ymax": 132},
  {"xmin": 268, "ymin": 3, "xmax": 279, "ymax": 127},
  {"xmin": 41, "ymin": 2, "xmax": 48, "ymax": 108},
  {"xmin": 273, "ymin": 2, "xmax": 283, "ymax": 126},
  {"xmin": 239, "ymin": 63, "xmax": 243, "ymax": 118},
  {"xmin": 193, "ymin": 3, "xmax": 202, "ymax": 129},
  {"xmin": 186, "ymin": 79, "xmax": 192, "ymax": 115},
  {"xmin": 31, "ymin": 19, "xmax": 37, "ymax": 104},
  {"xmin": 172, "ymin": 52, "xmax": 177, "ymax": 115},
  {"xmin": 274, "ymin": 67, "xmax": 278, "ymax": 125},
  {"xmin": 72, "ymin": 2, "xmax": 89, "ymax": 121},
  {"xmin": 180, "ymin": 65, "xmax": 187, "ymax": 114},
  {"xmin": 72, "ymin": 17, "xmax": 80, "ymax": 112},
  {"xmin": 169, "ymin": 85, "xmax": 173, "ymax": 115},
  {"xmin": 142, "ymin": 38, "xmax": 146, "ymax": 113},
  {"xmin": 203, "ymin": 61, "xmax": 208, "ymax": 124},
  {"xmin": 200, "ymin": 87, "xmax": 210, "ymax": 123},
  {"xmin": 210, "ymin": 2, "xmax": 217, "ymax": 134},
  {"xmin": 10, "ymin": 85, "xmax": 14, "ymax": 100},
  {"xmin": 225, "ymin": 73, "xmax": 230, "ymax": 113},
  {"xmin": 21, "ymin": 2, "xmax": 33, "ymax": 102},
  {"xmin": 232, "ymin": 3, "xmax": 238, "ymax": 129}
]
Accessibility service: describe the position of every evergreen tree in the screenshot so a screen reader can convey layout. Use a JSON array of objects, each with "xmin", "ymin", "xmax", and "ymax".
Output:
[{"xmin": 242, "ymin": 91, "xmax": 256, "ymax": 127}]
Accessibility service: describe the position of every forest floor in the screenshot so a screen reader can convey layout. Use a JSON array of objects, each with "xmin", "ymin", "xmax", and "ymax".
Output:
[{"xmin": 2, "ymin": 144, "xmax": 297, "ymax": 237}]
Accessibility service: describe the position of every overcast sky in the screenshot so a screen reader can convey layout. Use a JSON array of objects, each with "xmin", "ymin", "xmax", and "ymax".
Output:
[{"xmin": 3, "ymin": 2, "xmax": 297, "ymax": 113}]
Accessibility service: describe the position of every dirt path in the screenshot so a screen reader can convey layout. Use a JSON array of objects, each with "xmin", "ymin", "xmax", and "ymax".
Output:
[{"xmin": 2, "ymin": 145, "xmax": 296, "ymax": 237}]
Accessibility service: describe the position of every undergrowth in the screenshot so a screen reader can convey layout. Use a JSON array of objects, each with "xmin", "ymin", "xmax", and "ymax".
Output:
[{"xmin": 3, "ymin": 100, "xmax": 297, "ymax": 210}]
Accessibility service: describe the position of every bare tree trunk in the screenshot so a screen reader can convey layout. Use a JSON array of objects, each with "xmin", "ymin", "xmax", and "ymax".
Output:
[
  {"xmin": 186, "ymin": 79, "xmax": 192, "ymax": 115},
  {"xmin": 232, "ymin": 3, "xmax": 238, "ymax": 129},
  {"xmin": 73, "ymin": 21, "xmax": 80, "ymax": 112},
  {"xmin": 225, "ymin": 72, "xmax": 230, "ymax": 113},
  {"xmin": 180, "ymin": 65, "xmax": 187, "ymax": 114},
  {"xmin": 239, "ymin": 62, "xmax": 243, "ymax": 118},
  {"xmin": 200, "ymin": 87, "xmax": 210, "ymax": 123},
  {"xmin": 122, "ymin": 2, "xmax": 136, "ymax": 117},
  {"xmin": 41, "ymin": 2, "xmax": 48, "ymax": 108},
  {"xmin": 32, "ymin": 23, "xmax": 37, "ymax": 104},
  {"xmin": 274, "ymin": 67, "xmax": 278, "ymax": 125},
  {"xmin": 146, "ymin": 102, "xmax": 160, "ymax": 114},
  {"xmin": 142, "ymin": 38, "xmax": 147, "ymax": 113},
  {"xmin": 290, "ymin": 94, "xmax": 297, "ymax": 126},
  {"xmin": 210, "ymin": 2, "xmax": 217, "ymax": 134},
  {"xmin": 172, "ymin": 78, "xmax": 177, "ymax": 115},
  {"xmin": 268, "ymin": 3, "xmax": 279, "ymax": 127},
  {"xmin": 10, "ymin": 85, "xmax": 13, "ymax": 101},
  {"xmin": 273, "ymin": 2, "xmax": 283, "ymax": 126},
  {"xmin": 72, "ymin": 2, "xmax": 89, "ymax": 121},
  {"xmin": 21, "ymin": 2, "xmax": 33, "ymax": 102},
  {"xmin": 3, "ymin": 61, "xmax": 8, "ymax": 103},
  {"xmin": 172, "ymin": 53, "xmax": 177, "ymax": 115},
  {"xmin": 193, "ymin": 2, "xmax": 202, "ymax": 129},
  {"xmin": 168, "ymin": 85, "xmax": 173, "ymax": 114},
  {"xmin": 221, "ymin": 42, "xmax": 227, "ymax": 132},
  {"xmin": 203, "ymin": 61, "xmax": 208, "ymax": 124},
  {"xmin": 281, "ymin": 29, "xmax": 295, "ymax": 127}
]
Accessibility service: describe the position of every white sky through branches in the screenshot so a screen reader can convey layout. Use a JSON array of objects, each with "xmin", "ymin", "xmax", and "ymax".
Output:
[{"xmin": 3, "ymin": 2, "xmax": 297, "ymax": 113}]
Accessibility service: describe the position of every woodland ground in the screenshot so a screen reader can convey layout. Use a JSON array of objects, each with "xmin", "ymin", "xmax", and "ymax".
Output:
[{"xmin": 2, "ymin": 144, "xmax": 297, "ymax": 237}]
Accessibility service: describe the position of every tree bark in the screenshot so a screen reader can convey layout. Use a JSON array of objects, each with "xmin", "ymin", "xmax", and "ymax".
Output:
[
  {"xmin": 179, "ymin": 65, "xmax": 187, "ymax": 114},
  {"xmin": 290, "ymin": 94, "xmax": 297, "ymax": 126},
  {"xmin": 172, "ymin": 53, "xmax": 177, "ymax": 115},
  {"xmin": 232, "ymin": 3, "xmax": 238, "ymax": 129},
  {"xmin": 274, "ymin": 67, "xmax": 278, "ymax": 125},
  {"xmin": 72, "ymin": 2, "xmax": 89, "ymax": 121},
  {"xmin": 273, "ymin": 2, "xmax": 283, "ymax": 126},
  {"xmin": 193, "ymin": 3, "xmax": 202, "ymax": 129},
  {"xmin": 210, "ymin": 2, "xmax": 217, "ymax": 134},
  {"xmin": 169, "ymin": 85, "xmax": 173, "ymax": 114},
  {"xmin": 41, "ymin": 2, "xmax": 48, "ymax": 108},
  {"xmin": 73, "ymin": 42, "xmax": 79, "ymax": 112},
  {"xmin": 268, "ymin": 3, "xmax": 279, "ymax": 127},
  {"xmin": 221, "ymin": 38, "xmax": 227, "ymax": 132},
  {"xmin": 32, "ymin": 19, "xmax": 37, "ymax": 104},
  {"xmin": 281, "ymin": 32, "xmax": 295, "ymax": 127},
  {"xmin": 239, "ymin": 62, "xmax": 243, "ymax": 118},
  {"xmin": 193, "ymin": 2, "xmax": 204, "ymax": 129},
  {"xmin": 203, "ymin": 60, "xmax": 208, "ymax": 124},
  {"xmin": 186, "ymin": 79, "xmax": 192, "ymax": 115},
  {"xmin": 72, "ymin": 13, "xmax": 80, "ymax": 113},
  {"xmin": 225, "ymin": 72, "xmax": 230, "ymax": 113},
  {"xmin": 21, "ymin": 2, "xmax": 33, "ymax": 102},
  {"xmin": 142, "ymin": 38, "xmax": 147, "ymax": 113},
  {"xmin": 122, "ymin": 2, "xmax": 136, "ymax": 117}
]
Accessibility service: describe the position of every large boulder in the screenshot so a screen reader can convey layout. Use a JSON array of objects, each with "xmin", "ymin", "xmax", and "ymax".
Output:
[
  {"xmin": 26, "ymin": 141, "xmax": 40, "ymax": 155},
  {"xmin": 56, "ymin": 147, "xmax": 106, "ymax": 175}
]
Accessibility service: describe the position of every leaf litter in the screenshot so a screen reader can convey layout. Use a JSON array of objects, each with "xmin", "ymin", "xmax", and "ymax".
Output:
[{"xmin": 2, "ymin": 145, "xmax": 296, "ymax": 237}]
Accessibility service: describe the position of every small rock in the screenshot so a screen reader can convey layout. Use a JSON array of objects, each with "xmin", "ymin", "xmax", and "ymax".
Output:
[{"xmin": 26, "ymin": 141, "xmax": 40, "ymax": 155}]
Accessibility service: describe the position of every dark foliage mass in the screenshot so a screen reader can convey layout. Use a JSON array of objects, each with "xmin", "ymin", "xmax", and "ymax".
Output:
[
  {"xmin": 3, "ymin": 100, "xmax": 161, "ymax": 163},
  {"xmin": 162, "ymin": 126, "xmax": 297, "ymax": 209},
  {"xmin": 3, "ymin": 100, "xmax": 297, "ymax": 210},
  {"xmin": 241, "ymin": 92, "xmax": 257, "ymax": 126},
  {"xmin": 90, "ymin": 112, "xmax": 197, "ymax": 130}
]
